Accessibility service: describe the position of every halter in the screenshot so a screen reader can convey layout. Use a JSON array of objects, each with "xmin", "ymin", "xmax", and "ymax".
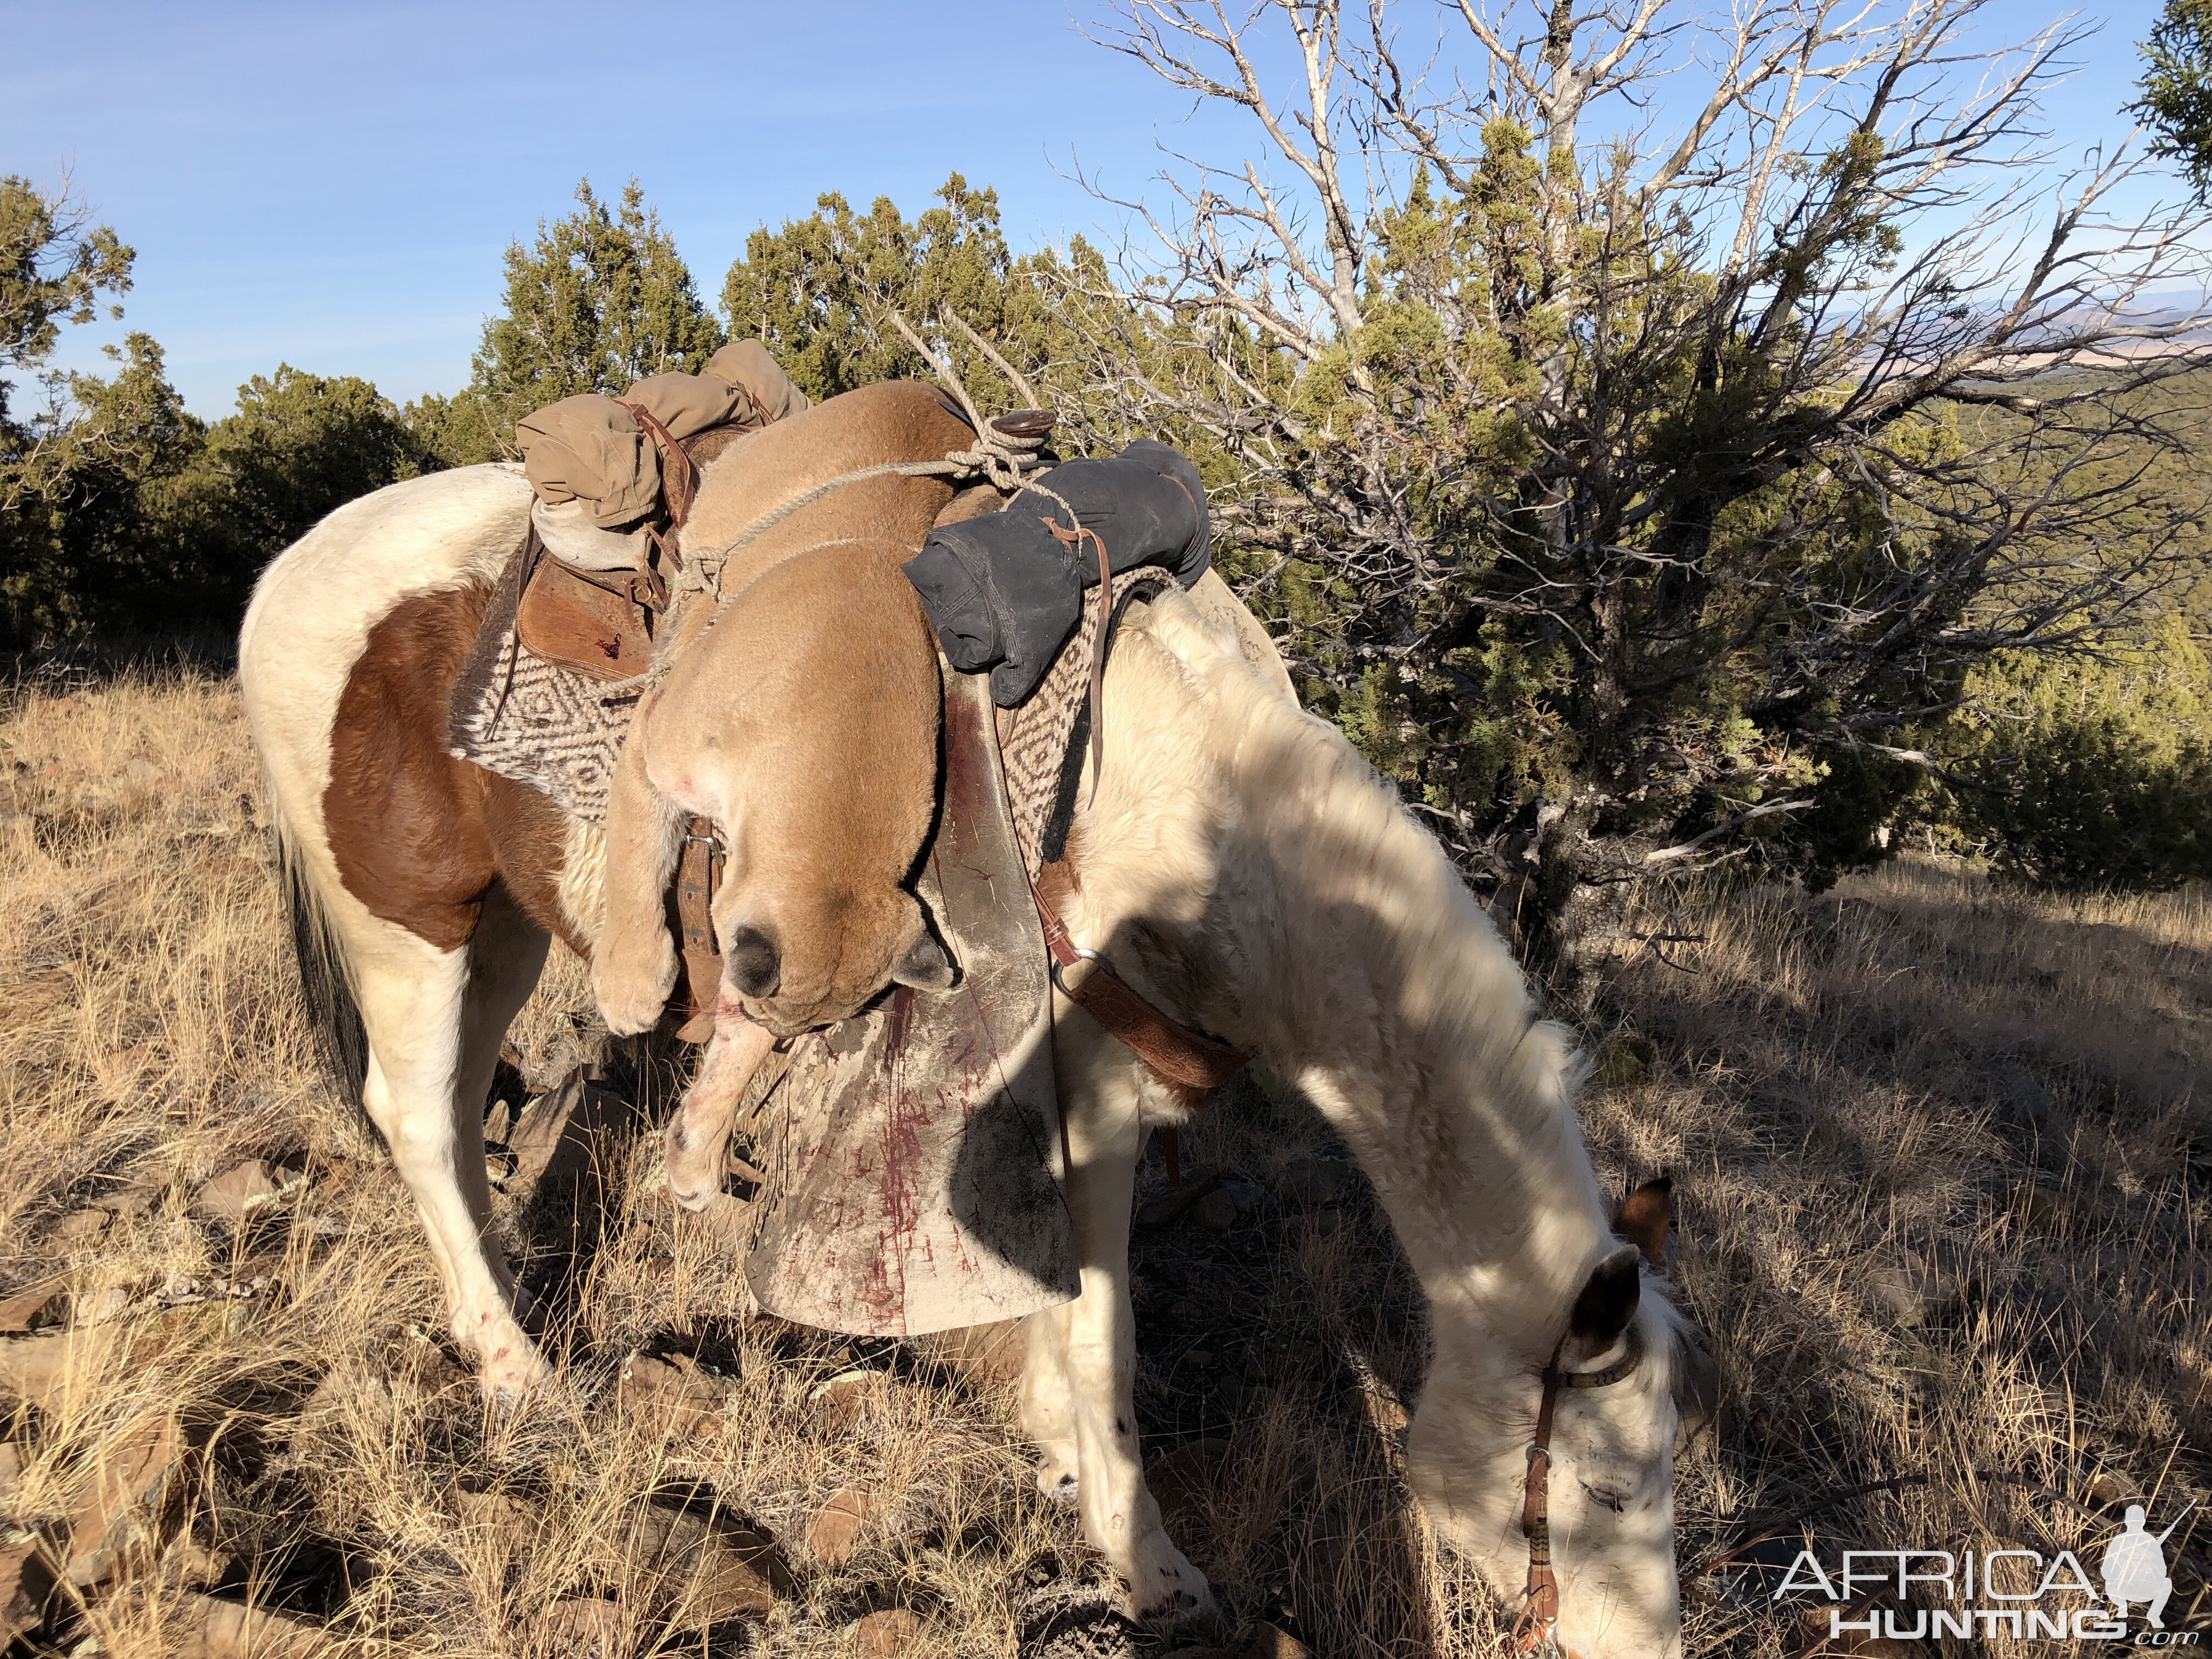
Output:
[{"xmin": 1512, "ymin": 1323, "xmax": 1648, "ymax": 1656}]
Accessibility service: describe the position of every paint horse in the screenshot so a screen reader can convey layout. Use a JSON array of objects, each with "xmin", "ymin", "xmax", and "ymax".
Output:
[{"xmin": 240, "ymin": 391, "xmax": 1706, "ymax": 1656}]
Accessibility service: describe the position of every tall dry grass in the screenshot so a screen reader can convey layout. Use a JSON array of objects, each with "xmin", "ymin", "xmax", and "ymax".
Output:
[
  {"xmin": 1, "ymin": 670, "xmax": 2204, "ymax": 1656},
  {"xmin": 1600, "ymin": 862, "xmax": 2211, "ymax": 1654}
]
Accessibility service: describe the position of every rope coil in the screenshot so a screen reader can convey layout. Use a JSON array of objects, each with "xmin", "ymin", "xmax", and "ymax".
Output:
[{"xmin": 596, "ymin": 413, "xmax": 1059, "ymax": 701}]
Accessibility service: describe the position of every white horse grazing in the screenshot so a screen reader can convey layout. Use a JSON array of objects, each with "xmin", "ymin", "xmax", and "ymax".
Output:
[
  {"xmin": 240, "ymin": 462, "xmax": 1697, "ymax": 1656},
  {"xmin": 1013, "ymin": 584, "xmax": 1697, "ymax": 1656}
]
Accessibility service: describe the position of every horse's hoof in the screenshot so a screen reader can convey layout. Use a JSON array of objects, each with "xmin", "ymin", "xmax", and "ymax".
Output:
[
  {"xmin": 1033, "ymin": 1440, "xmax": 1080, "ymax": 1503},
  {"xmin": 470, "ymin": 1317, "xmax": 552, "ymax": 1403},
  {"xmin": 1125, "ymin": 1530, "xmax": 1216, "ymax": 1629}
]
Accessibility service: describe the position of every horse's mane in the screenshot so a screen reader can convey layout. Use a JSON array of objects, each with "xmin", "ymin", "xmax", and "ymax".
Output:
[{"xmin": 1102, "ymin": 590, "xmax": 1688, "ymax": 1358}]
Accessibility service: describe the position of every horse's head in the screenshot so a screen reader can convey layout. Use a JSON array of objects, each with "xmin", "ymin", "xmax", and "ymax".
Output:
[{"xmin": 1407, "ymin": 1180, "xmax": 1714, "ymax": 1659}]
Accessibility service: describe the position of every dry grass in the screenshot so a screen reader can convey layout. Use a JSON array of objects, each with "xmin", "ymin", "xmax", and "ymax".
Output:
[
  {"xmin": 1, "ymin": 669, "xmax": 2205, "ymax": 1657},
  {"xmin": 1604, "ymin": 863, "xmax": 2212, "ymax": 1653}
]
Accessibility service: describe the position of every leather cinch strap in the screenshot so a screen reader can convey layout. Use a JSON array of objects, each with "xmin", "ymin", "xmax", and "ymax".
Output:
[
  {"xmin": 1030, "ymin": 864, "xmax": 1245, "ymax": 1099},
  {"xmin": 672, "ymin": 815, "xmax": 723, "ymax": 1043}
]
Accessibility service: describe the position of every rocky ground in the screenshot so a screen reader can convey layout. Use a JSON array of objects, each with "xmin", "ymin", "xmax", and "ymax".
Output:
[{"xmin": 3, "ymin": 668, "xmax": 2208, "ymax": 1657}]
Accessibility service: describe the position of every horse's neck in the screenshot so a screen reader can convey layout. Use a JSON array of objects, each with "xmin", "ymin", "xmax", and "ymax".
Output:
[{"xmin": 1083, "ymin": 597, "xmax": 1612, "ymax": 1347}]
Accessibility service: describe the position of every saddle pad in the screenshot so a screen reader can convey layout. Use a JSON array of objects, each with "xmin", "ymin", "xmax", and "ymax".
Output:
[
  {"xmin": 998, "ymin": 566, "xmax": 1170, "ymax": 876},
  {"xmin": 742, "ymin": 662, "xmax": 1079, "ymax": 1335},
  {"xmin": 448, "ymin": 536, "xmax": 632, "ymax": 823}
]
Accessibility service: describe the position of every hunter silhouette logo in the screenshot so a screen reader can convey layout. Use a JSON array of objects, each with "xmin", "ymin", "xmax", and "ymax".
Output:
[
  {"xmin": 1772, "ymin": 1499, "xmax": 2202, "ymax": 1644},
  {"xmin": 2104, "ymin": 1503, "xmax": 2192, "ymax": 1631}
]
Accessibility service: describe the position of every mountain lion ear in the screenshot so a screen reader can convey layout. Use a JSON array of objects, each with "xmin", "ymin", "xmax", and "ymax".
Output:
[
  {"xmin": 1566, "ymin": 1244, "xmax": 1643, "ymax": 1360},
  {"xmin": 1614, "ymin": 1176, "xmax": 1673, "ymax": 1267},
  {"xmin": 727, "ymin": 924, "xmax": 781, "ymax": 998},
  {"xmin": 889, "ymin": 926, "xmax": 956, "ymax": 991}
]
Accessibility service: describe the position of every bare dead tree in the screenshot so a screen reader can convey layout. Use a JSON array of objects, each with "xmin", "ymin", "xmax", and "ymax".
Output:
[{"xmin": 1048, "ymin": 0, "xmax": 2212, "ymax": 984}]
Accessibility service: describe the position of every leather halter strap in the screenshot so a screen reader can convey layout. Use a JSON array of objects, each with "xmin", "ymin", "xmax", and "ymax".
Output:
[{"xmin": 1514, "ymin": 1325, "xmax": 1646, "ymax": 1655}]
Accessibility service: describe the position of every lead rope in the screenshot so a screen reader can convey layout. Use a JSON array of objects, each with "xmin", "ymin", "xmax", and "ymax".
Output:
[{"xmin": 595, "ymin": 414, "xmax": 1060, "ymax": 703}]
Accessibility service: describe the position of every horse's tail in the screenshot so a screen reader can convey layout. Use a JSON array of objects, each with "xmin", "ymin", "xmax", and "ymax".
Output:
[{"xmin": 268, "ymin": 786, "xmax": 369, "ymax": 1102}]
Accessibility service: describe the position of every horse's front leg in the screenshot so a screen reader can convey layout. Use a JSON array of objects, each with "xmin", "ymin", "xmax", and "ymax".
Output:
[
  {"xmin": 663, "ymin": 1007, "xmax": 773, "ymax": 1211},
  {"xmin": 1045, "ymin": 1006, "xmax": 1217, "ymax": 1626},
  {"xmin": 1019, "ymin": 1300, "xmax": 1081, "ymax": 1503}
]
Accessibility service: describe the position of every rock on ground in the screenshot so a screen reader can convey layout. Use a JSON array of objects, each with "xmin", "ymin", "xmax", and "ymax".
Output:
[
  {"xmin": 190, "ymin": 1159, "xmax": 299, "ymax": 1223},
  {"xmin": 542, "ymin": 1596, "xmax": 627, "ymax": 1658},
  {"xmin": 0, "ymin": 1278, "xmax": 67, "ymax": 1334},
  {"xmin": 804, "ymin": 1485, "xmax": 879, "ymax": 1567},
  {"xmin": 1, "ymin": 1540, "xmax": 55, "ymax": 1644},
  {"xmin": 64, "ymin": 1412, "xmax": 185, "ymax": 1586},
  {"xmin": 618, "ymin": 1352, "xmax": 730, "ymax": 1443},
  {"xmin": 176, "ymin": 1595, "xmax": 324, "ymax": 1659},
  {"xmin": 632, "ymin": 1499, "xmax": 789, "ymax": 1627},
  {"xmin": 855, "ymin": 1607, "xmax": 926, "ymax": 1656}
]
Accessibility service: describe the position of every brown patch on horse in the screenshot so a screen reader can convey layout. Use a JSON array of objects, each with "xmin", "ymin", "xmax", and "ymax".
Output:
[
  {"xmin": 483, "ymin": 772, "xmax": 587, "ymax": 956},
  {"xmin": 327, "ymin": 584, "xmax": 574, "ymax": 956}
]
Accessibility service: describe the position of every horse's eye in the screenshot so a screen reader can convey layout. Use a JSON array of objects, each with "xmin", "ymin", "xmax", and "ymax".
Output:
[{"xmin": 1579, "ymin": 1480, "xmax": 1627, "ymax": 1514}]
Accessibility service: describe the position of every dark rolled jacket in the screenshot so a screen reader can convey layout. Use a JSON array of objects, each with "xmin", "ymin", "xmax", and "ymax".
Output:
[{"xmin": 902, "ymin": 441, "xmax": 1212, "ymax": 707}]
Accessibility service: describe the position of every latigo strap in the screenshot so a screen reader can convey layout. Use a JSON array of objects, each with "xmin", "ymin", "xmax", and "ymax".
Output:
[
  {"xmin": 1029, "ymin": 861, "xmax": 1244, "ymax": 1103},
  {"xmin": 672, "ymin": 816, "xmax": 723, "ymax": 1042}
]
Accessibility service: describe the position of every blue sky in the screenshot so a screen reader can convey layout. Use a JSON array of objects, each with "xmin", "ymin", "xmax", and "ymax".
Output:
[{"xmin": 0, "ymin": 0, "xmax": 2180, "ymax": 417}]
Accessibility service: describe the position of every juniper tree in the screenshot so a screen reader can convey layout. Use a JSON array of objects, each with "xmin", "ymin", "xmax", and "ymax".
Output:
[
  {"xmin": 2136, "ymin": 0, "xmax": 2212, "ymax": 200},
  {"xmin": 1051, "ymin": 0, "xmax": 2212, "ymax": 979},
  {"xmin": 719, "ymin": 173, "xmax": 1095, "ymax": 415},
  {"xmin": 419, "ymin": 179, "xmax": 724, "ymax": 464}
]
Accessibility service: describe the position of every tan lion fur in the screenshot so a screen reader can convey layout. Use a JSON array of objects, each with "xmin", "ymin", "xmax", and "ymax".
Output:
[{"xmin": 593, "ymin": 381, "xmax": 975, "ymax": 1037}]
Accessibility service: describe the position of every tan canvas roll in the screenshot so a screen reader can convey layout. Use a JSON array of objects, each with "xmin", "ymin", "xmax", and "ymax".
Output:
[
  {"xmin": 704, "ymin": 340, "xmax": 811, "ymax": 426},
  {"xmin": 516, "ymin": 394, "xmax": 660, "ymax": 528},
  {"xmin": 620, "ymin": 371, "xmax": 746, "ymax": 441}
]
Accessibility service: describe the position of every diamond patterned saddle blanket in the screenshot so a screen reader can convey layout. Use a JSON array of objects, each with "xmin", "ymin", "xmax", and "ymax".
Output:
[{"xmin": 448, "ymin": 517, "xmax": 1176, "ymax": 1335}]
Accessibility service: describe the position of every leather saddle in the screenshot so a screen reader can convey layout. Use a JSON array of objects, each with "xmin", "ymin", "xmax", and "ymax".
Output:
[{"xmin": 512, "ymin": 415, "xmax": 748, "ymax": 683}]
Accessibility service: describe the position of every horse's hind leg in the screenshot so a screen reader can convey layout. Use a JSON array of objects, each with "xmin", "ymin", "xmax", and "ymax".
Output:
[
  {"xmin": 351, "ymin": 893, "xmax": 549, "ymax": 1400},
  {"xmin": 458, "ymin": 883, "xmax": 549, "ymax": 1302},
  {"xmin": 1048, "ymin": 1008, "xmax": 1216, "ymax": 1624}
]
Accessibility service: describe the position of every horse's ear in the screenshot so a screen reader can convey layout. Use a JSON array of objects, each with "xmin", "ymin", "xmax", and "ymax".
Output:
[
  {"xmin": 1615, "ymin": 1176, "xmax": 1673, "ymax": 1267},
  {"xmin": 728, "ymin": 924, "xmax": 781, "ymax": 998},
  {"xmin": 890, "ymin": 923, "xmax": 956, "ymax": 991},
  {"xmin": 1567, "ymin": 1244, "xmax": 1643, "ymax": 1359}
]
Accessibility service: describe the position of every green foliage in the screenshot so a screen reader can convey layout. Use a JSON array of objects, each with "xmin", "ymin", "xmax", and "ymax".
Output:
[
  {"xmin": 3, "ymin": 346, "xmax": 428, "ymax": 646},
  {"xmin": 720, "ymin": 173, "xmax": 1076, "ymax": 412},
  {"xmin": 197, "ymin": 366, "xmax": 430, "ymax": 560},
  {"xmin": 0, "ymin": 175, "xmax": 133, "ymax": 426},
  {"xmin": 3, "ymin": 332, "xmax": 205, "ymax": 643},
  {"xmin": 2135, "ymin": 0, "xmax": 2212, "ymax": 201},
  {"xmin": 450, "ymin": 178, "xmax": 725, "ymax": 461},
  {"xmin": 1940, "ymin": 620, "xmax": 2212, "ymax": 891},
  {"xmin": 0, "ymin": 173, "xmax": 430, "ymax": 646}
]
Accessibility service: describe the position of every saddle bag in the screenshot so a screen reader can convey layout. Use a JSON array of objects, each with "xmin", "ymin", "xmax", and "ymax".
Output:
[{"xmin": 513, "ymin": 535, "xmax": 663, "ymax": 681}]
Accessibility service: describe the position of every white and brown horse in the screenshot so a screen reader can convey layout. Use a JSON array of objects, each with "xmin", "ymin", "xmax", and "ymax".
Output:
[{"xmin": 240, "ymin": 410, "xmax": 1702, "ymax": 1655}]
